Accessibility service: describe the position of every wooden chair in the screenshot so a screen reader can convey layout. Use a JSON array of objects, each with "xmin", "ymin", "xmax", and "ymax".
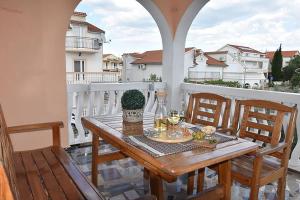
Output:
[
  {"xmin": 222, "ymin": 99, "xmax": 297, "ymax": 200},
  {"xmin": 0, "ymin": 105, "xmax": 105, "ymax": 200},
  {"xmin": 185, "ymin": 93, "xmax": 231, "ymax": 195}
]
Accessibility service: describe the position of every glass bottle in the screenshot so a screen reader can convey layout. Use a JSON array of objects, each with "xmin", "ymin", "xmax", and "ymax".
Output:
[{"xmin": 154, "ymin": 91, "xmax": 168, "ymax": 132}]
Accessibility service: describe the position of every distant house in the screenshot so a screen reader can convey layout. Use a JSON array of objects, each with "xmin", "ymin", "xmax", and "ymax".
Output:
[
  {"xmin": 189, "ymin": 44, "xmax": 269, "ymax": 86},
  {"xmin": 123, "ymin": 44, "xmax": 269, "ymax": 86},
  {"xmin": 122, "ymin": 48, "xmax": 195, "ymax": 82},
  {"xmin": 266, "ymin": 50, "xmax": 300, "ymax": 72},
  {"xmin": 102, "ymin": 54, "xmax": 123, "ymax": 72},
  {"xmin": 65, "ymin": 12, "xmax": 105, "ymax": 74}
]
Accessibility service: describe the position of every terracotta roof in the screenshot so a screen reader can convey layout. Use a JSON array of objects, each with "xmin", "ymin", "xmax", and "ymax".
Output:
[
  {"xmin": 130, "ymin": 48, "xmax": 195, "ymax": 65},
  {"xmin": 70, "ymin": 20, "xmax": 105, "ymax": 33},
  {"xmin": 204, "ymin": 53, "xmax": 228, "ymax": 67},
  {"xmin": 125, "ymin": 53, "xmax": 142, "ymax": 57},
  {"xmin": 131, "ymin": 50, "xmax": 162, "ymax": 65},
  {"xmin": 74, "ymin": 11, "xmax": 87, "ymax": 17},
  {"xmin": 228, "ymin": 44, "xmax": 264, "ymax": 54},
  {"xmin": 265, "ymin": 51, "xmax": 299, "ymax": 60}
]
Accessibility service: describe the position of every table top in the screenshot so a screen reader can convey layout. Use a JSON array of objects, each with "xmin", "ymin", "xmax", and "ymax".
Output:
[{"xmin": 82, "ymin": 113, "xmax": 258, "ymax": 182}]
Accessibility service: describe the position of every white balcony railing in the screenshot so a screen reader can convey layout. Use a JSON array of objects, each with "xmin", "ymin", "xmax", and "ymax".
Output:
[
  {"xmin": 188, "ymin": 71, "xmax": 266, "ymax": 83},
  {"xmin": 181, "ymin": 83, "xmax": 300, "ymax": 172},
  {"xmin": 67, "ymin": 82, "xmax": 167, "ymax": 145},
  {"xmin": 66, "ymin": 72, "xmax": 121, "ymax": 84},
  {"xmin": 65, "ymin": 36, "xmax": 101, "ymax": 50},
  {"xmin": 66, "ymin": 82, "xmax": 300, "ymax": 171},
  {"xmin": 188, "ymin": 71, "xmax": 221, "ymax": 81}
]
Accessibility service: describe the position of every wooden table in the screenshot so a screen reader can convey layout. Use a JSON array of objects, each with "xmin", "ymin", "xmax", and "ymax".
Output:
[{"xmin": 82, "ymin": 113, "xmax": 258, "ymax": 200}]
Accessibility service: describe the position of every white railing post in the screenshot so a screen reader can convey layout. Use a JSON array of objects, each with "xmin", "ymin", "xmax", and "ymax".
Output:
[
  {"xmin": 75, "ymin": 91, "xmax": 86, "ymax": 143},
  {"xmin": 87, "ymin": 90, "xmax": 95, "ymax": 117},
  {"xmin": 67, "ymin": 91, "xmax": 74, "ymax": 145},
  {"xmin": 289, "ymin": 105, "xmax": 300, "ymax": 171}
]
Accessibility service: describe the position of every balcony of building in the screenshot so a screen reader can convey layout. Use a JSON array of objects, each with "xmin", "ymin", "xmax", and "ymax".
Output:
[{"xmin": 65, "ymin": 36, "xmax": 102, "ymax": 53}]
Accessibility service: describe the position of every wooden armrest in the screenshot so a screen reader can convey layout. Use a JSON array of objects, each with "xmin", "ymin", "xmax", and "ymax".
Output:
[
  {"xmin": 251, "ymin": 143, "xmax": 287, "ymax": 157},
  {"xmin": 7, "ymin": 121, "xmax": 64, "ymax": 146}
]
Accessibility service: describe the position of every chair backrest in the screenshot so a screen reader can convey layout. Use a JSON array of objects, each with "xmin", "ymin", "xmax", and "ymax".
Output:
[
  {"xmin": 185, "ymin": 93, "xmax": 231, "ymax": 128},
  {"xmin": 232, "ymin": 99, "xmax": 297, "ymax": 146},
  {"xmin": 0, "ymin": 105, "xmax": 19, "ymax": 200}
]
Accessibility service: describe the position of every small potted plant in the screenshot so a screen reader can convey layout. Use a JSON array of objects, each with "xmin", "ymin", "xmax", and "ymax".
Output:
[{"xmin": 121, "ymin": 89, "xmax": 145, "ymax": 122}]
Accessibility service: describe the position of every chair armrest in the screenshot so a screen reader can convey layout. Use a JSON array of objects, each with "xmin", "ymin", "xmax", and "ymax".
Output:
[
  {"xmin": 217, "ymin": 127, "xmax": 236, "ymax": 135},
  {"xmin": 252, "ymin": 143, "xmax": 287, "ymax": 157},
  {"xmin": 7, "ymin": 121, "xmax": 64, "ymax": 146}
]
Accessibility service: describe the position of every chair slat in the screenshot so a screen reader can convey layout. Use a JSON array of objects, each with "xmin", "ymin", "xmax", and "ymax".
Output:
[
  {"xmin": 246, "ymin": 121, "xmax": 274, "ymax": 132},
  {"xmin": 198, "ymin": 102, "xmax": 217, "ymax": 110},
  {"xmin": 248, "ymin": 111, "xmax": 276, "ymax": 121},
  {"xmin": 243, "ymin": 131, "xmax": 271, "ymax": 143},
  {"xmin": 195, "ymin": 111, "xmax": 215, "ymax": 119}
]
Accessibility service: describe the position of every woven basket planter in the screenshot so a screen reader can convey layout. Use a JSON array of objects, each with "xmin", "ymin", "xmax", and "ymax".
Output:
[{"xmin": 122, "ymin": 108, "xmax": 144, "ymax": 123}]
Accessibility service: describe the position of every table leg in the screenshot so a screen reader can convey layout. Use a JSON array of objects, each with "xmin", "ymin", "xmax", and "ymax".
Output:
[
  {"xmin": 150, "ymin": 172, "xmax": 164, "ymax": 200},
  {"xmin": 187, "ymin": 171, "xmax": 195, "ymax": 195},
  {"xmin": 218, "ymin": 160, "xmax": 232, "ymax": 200},
  {"xmin": 92, "ymin": 133, "xmax": 99, "ymax": 186}
]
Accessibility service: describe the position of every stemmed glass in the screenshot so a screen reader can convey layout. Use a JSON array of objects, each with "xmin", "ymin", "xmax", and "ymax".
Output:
[{"xmin": 168, "ymin": 110, "xmax": 180, "ymax": 129}]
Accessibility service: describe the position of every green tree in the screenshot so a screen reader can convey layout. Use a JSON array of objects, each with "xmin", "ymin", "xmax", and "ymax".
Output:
[
  {"xmin": 291, "ymin": 73, "xmax": 300, "ymax": 88},
  {"xmin": 271, "ymin": 44, "xmax": 283, "ymax": 81},
  {"xmin": 282, "ymin": 55, "xmax": 300, "ymax": 81}
]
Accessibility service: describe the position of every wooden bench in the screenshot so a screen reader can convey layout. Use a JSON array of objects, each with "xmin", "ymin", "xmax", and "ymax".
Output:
[{"xmin": 0, "ymin": 105, "xmax": 105, "ymax": 200}]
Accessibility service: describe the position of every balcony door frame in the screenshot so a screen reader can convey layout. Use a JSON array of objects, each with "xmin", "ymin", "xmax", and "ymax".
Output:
[{"xmin": 74, "ymin": 59, "xmax": 86, "ymax": 81}]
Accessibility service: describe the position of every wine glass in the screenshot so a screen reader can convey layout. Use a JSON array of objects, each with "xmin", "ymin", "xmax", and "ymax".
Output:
[{"xmin": 168, "ymin": 110, "xmax": 180, "ymax": 130}]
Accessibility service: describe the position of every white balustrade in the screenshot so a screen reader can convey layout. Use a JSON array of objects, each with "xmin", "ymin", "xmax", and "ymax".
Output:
[
  {"xmin": 181, "ymin": 83, "xmax": 300, "ymax": 172},
  {"xmin": 66, "ymin": 72, "xmax": 121, "ymax": 84},
  {"xmin": 67, "ymin": 82, "xmax": 167, "ymax": 145}
]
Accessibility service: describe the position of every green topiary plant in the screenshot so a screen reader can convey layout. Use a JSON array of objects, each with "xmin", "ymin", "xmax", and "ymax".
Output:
[{"xmin": 121, "ymin": 89, "xmax": 145, "ymax": 110}]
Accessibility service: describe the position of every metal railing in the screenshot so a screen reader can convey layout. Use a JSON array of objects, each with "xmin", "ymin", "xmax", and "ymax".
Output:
[{"xmin": 65, "ymin": 36, "xmax": 101, "ymax": 50}]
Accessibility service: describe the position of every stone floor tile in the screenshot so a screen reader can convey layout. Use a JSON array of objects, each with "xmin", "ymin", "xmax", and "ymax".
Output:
[{"xmin": 124, "ymin": 190, "xmax": 140, "ymax": 200}]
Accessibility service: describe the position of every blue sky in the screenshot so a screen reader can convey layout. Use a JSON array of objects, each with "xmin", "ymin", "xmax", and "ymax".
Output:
[{"xmin": 77, "ymin": 0, "xmax": 300, "ymax": 56}]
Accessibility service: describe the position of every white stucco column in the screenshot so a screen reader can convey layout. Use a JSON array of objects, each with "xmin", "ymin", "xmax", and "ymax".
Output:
[
  {"xmin": 166, "ymin": 0, "xmax": 209, "ymax": 109},
  {"xmin": 138, "ymin": 0, "xmax": 209, "ymax": 110}
]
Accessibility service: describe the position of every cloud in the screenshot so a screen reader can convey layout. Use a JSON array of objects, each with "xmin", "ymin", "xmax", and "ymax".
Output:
[
  {"xmin": 76, "ymin": 0, "xmax": 162, "ymax": 55},
  {"xmin": 187, "ymin": 0, "xmax": 300, "ymax": 52},
  {"xmin": 76, "ymin": 0, "xmax": 300, "ymax": 55}
]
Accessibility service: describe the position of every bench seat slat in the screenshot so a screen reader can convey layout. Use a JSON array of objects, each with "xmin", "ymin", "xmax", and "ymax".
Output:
[
  {"xmin": 21, "ymin": 151, "xmax": 48, "ymax": 200},
  {"xmin": 13, "ymin": 153, "xmax": 33, "ymax": 200},
  {"xmin": 41, "ymin": 148, "xmax": 85, "ymax": 200},
  {"xmin": 31, "ymin": 150, "xmax": 67, "ymax": 200},
  {"xmin": 51, "ymin": 146, "xmax": 105, "ymax": 200}
]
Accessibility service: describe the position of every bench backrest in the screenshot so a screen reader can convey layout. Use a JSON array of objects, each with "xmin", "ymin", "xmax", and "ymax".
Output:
[{"xmin": 0, "ymin": 105, "xmax": 19, "ymax": 200}]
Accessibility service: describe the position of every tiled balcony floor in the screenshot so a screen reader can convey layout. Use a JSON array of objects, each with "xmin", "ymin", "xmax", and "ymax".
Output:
[{"xmin": 67, "ymin": 142, "xmax": 300, "ymax": 200}]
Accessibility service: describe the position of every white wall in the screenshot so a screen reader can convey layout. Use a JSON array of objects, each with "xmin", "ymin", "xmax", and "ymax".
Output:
[
  {"xmin": 66, "ymin": 51, "xmax": 103, "ymax": 72},
  {"xmin": 184, "ymin": 49, "xmax": 195, "ymax": 79}
]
